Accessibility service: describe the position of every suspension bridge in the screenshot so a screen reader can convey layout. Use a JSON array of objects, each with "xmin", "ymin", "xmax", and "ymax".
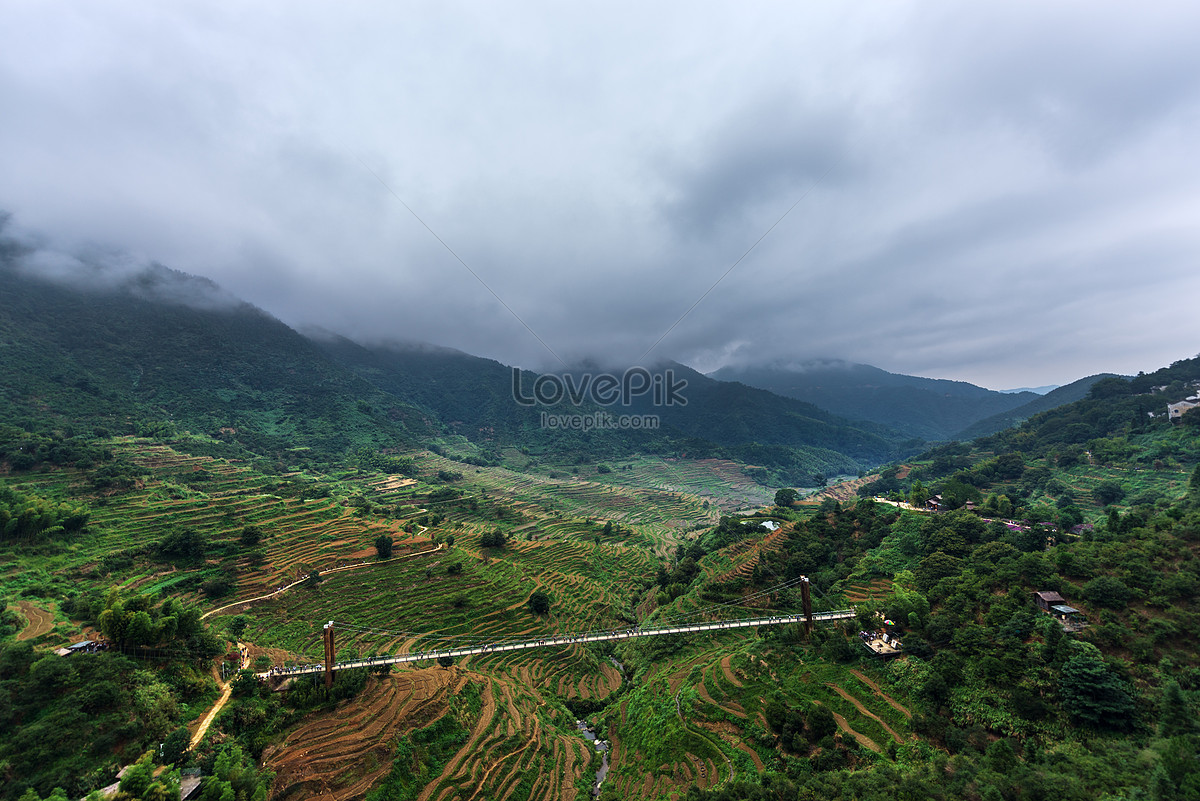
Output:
[{"xmin": 258, "ymin": 577, "xmax": 858, "ymax": 686}]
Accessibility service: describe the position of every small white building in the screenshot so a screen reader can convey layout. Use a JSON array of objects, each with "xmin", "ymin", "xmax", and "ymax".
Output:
[{"xmin": 1168, "ymin": 400, "xmax": 1199, "ymax": 421}]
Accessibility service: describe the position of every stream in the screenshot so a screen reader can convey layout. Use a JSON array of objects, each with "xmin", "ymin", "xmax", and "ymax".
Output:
[{"xmin": 577, "ymin": 720, "xmax": 609, "ymax": 798}]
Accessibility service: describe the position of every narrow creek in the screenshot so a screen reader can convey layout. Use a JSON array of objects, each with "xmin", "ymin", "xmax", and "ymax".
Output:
[
  {"xmin": 577, "ymin": 720, "xmax": 609, "ymax": 798},
  {"xmin": 578, "ymin": 656, "xmax": 625, "ymax": 796}
]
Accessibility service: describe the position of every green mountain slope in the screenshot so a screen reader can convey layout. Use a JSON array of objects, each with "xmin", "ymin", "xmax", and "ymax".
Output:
[
  {"xmin": 0, "ymin": 251, "xmax": 435, "ymax": 458},
  {"xmin": 316, "ymin": 337, "xmax": 924, "ymax": 482},
  {"xmin": 953, "ymin": 373, "xmax": 1119, "ymax": 440},
  {"xmin": 710, "ymin": 359, "xmax": 1038, "ymax": 440},
  {"xmin": 859, "ymin": 356, "xmax": 1200, "ymax": 529}
]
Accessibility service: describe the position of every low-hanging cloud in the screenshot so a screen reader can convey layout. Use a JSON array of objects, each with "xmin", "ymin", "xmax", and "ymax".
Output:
[{"xmin": 2, "ymin": 1, "xmax": 1199, "ymax": 388}]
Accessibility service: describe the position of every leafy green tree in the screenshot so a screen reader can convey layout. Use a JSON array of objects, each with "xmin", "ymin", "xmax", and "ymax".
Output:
[
  {"xmin": 226, "ymin": 615, "xmax": 249, "ymax": 639},
  {"xmin": 157, "ymin": 526, "xmax": 205, "ymax": 562},
  {"xmin": 239, "ymin": 525, "xmax": 262, "ymax": 546},
  {"xmin": 774, "ymin": 488, "xmax": 798, "ymax": 507},
  {"xmin": 1093, "ymin": 481, "xmax": 1126, "ymax": 506},
  {"xmin": 1159, "ymin": 680, "xmax": 1199, "ymax": 738},
  {"xmin": 162, "ymin": 725, "xmax": 191, "ymax": 766},
  {"xmin": 916, "ymin": 551, "xmax": 963, "ymax": 592},
  {"xmin": 1083, "ymin": 575, "xmax": 1134, "ymax": 608},
  {"xmin": 1059, "ymin": 643, "xmax": 1135, "ymax": 729},
  {"xmin": 127, "ymin": 610, "xmax": 156, "ymax": 647},
  {"xmin": 374, "ymin": 534, "xmax": 393, "ymax": 559},
  {"xmin": 808, "ymin": 705, "xmax": 837, "ymax": 740},
  {"xmin": 528, "ymin": 591, "xmax": 551, "ymax": 615},
  {"xmin": 480, "ymin": 529, "xmax": 506, "ymax": 548}
]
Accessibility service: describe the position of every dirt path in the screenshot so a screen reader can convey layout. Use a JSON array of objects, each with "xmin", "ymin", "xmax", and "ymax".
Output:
[
  {"xmin": 675, "ymin": 689, "xmax": 733, "ymax": 788},
  {"xmin": 815, "ymin": 701, "xmax": 882, "ymax": 753},
  {"xmin": 849, "ymin": 668, "xmax": 912, "ymax": 719},
  {"xmin": 827, "ymin": 684, "xmax": 907, "ymax": 743},
  {"xmin": 719, "ymin": 655, "xmax": 744, "ymax": 688},
  {"xmin": 13, "ymin": 601, "xmax": 55, "ymax": 641},
  {"xmin": 190, "ymin": 642, "xmax": 248, "ymax": 748},
  {"xmin": 199, "ymin": 543, "xmax": 443, "ymax": 620}
]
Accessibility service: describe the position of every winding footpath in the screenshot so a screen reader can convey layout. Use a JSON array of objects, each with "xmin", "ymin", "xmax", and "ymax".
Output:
[
  {"xmin": 186, "ymin": 543, "xmax": 445, "ymax": 752},
  {"xmin": 199, "ymin": 543, "xmax": 444, "ymax": 621},
  {"xmin": 190, "ymin": 643, "xmax": 248, "ymax": 749}
]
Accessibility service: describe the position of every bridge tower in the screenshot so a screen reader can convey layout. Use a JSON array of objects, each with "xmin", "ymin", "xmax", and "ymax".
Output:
[
  {"xmin": 801, "ymin": 577, "xmax": 813, "ymax": 637},
  {"xmin": 323, "ymin": 620, "xmax": 335, "ymax": 688}
]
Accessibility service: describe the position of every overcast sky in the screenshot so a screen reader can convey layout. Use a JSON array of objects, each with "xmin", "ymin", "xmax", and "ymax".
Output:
[{"xmin": 3, "ymin": 1, "xmax": 1199, "ymax": 389}]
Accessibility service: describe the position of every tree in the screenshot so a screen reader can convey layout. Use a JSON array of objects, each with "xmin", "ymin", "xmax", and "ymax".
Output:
[
  {"xmin": 1159, "ymin": 680, "xmax": 1199, "ymax": 738},
  {"xmin": 1083, "ymin": 575, "xmax": 1134, "ymax": 608},
  {"xmin": 374, "ymin": 534, "xmax": 393, "ymax": 559},
  {"xmin": 158, "ymin": 526, "xmax": 205, "ymax": 562},
  {"xmin": 528, "ymin": 591, "xmax": 551, "ymax": 615},
  {"xmin": 916, "ymin": 551, "xmax": 963, "ymax": 592},
  {"xmin": 1059, "ymin": 643, "xmax": 1135, "ymax": 729},
  {"xmin": 126, "ymin": 610, "xmax": 156, "ymax": 647},
  {"xmin": 808, "ymin": 705, "xmax": 837, "ymax": 740},
  {"xmin": 239, "ymin": 525, "xmax": 262, "ymax": 546},
  {"xmin": 437, "ymin": 655, "xmax": 454, "ymax": 668},
  {"xmin": 162, "ymin": 725, "xmax": 191, "ymax": 766},
  {"xmin": 226, "ymin": 615, "xmax": 249, "ymax": 639},
  {"xmin": 1093, "ymin": 481, "xmax": 1126, "ymax": 506},
  {"xmin": 908, "ymin": 480, "xmax": 929, "ymax": 507},
  {"xmin": 774, "ymin": 488, "xmax": 798, "ymax": 508}
]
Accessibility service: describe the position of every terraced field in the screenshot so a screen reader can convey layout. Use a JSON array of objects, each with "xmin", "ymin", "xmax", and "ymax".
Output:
[
  {"xmin": 237, "ymin": 521, "xmax": 649, "ymax": 702},
  {"xmin": 12, "ymin": 600, "xmax": 56, "ymax": 641},
  {"xmin": 1, "ymin": 436, "xmax": 932, "ymax": 800},
  {"xmin": 0, "ymin": 439, "xmax": 434, "ymax": 608},
  {"xmin": 601, "ymin": 637, "xmax": 916, "ymax": 799},
  {"xmin": 268, "ymin": 668, "xmax": 464, "ymax": 800},
  {"xmin": 583, "ymin": 458, "xmax": 776, "ymax": 513},
  {"xmin": 410, "ymin": 454, "xmax": 742, "ymax": 557}
]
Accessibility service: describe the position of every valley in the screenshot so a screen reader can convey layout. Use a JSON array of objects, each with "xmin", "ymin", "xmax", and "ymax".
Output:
[{"xmin": 3, "ymin": 258, "xmax": 1200, "ymax": 801}]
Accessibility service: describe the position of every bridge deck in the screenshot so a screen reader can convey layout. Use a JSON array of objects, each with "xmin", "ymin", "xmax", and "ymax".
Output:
[{"xmin": 261, "ymin": 609, "xmax": 856, "ymax": 678}]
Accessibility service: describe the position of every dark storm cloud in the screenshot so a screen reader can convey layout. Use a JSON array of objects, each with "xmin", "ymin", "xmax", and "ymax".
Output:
[
  {"xmin": 2, "ymin": 1, "xmax": 1199, "ymax": 388},
  {"xmin": 657, "ymin": 94, "xmax": 858, "ymax": 237}
]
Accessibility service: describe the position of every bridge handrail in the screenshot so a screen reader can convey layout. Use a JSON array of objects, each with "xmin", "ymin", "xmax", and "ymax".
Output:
[{"xmin": 259, "ymin": 609, "xmax": 857, "ymax": 679}]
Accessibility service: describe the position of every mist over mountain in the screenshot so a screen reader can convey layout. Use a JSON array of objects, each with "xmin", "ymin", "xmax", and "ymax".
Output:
[
  {"xmin": 1, "ymin": 234, "xmax": 919, "ymax": 484},
  {"xmin": 998, "ymin": 385, "xmax": 1059, "ymax": 395}
]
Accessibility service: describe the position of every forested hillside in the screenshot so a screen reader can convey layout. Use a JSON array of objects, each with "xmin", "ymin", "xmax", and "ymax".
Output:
[
  {"xmin": 710, "ymin": 360, "xmax": 1040, "ymax": 440},
  {"xmin": 3, "ymin": 226, "xmax": 1199, "ymax": 801},
  {"xmin": 317, "ymin": 338, "xmax": 922, "ymax": 484},
  {"xmin": 0, "ymin": 253, "xmax": 435, "ymax": 462},
  {"xmin": 953, "ymin": 373, "xmax": 1118, "ymax": 440}
]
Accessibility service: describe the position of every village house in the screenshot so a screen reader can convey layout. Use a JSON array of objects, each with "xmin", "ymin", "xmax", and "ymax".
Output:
[
  {"xmin": 1032, "ymin": 590, "xmax": 1088, "ymax": 631},
  {"xmin": 1168, "ymin": 399, "xmax": 1199, "ymax": 421}
]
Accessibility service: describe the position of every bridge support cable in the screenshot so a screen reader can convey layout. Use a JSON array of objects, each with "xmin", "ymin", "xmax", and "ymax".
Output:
[
  {"xmin": 259, "ymin": 608, "xmax": 857, "ymax": 681},
  {"xmin": 652, "ymin": 575, "xmax": 810, "ymax": 628}
]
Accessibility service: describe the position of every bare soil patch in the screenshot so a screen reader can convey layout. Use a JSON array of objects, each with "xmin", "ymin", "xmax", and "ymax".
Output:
[
  {"xmin": 827, "ymin": 684, "xmax": 906, "ymax": 743},
  {"xmin": 14, "ymin": 601, "xmax": 55, "ymax": 641},
  {"xmin": 815, "ymin": 701, "xmax": 882, "ymax": 753},
  {"xmin": 267, "ymin": 668, "xmax": 458, "ymax": 801},
  {"xmin": 719, "ymin": 655, "xmax": 744, "ymax": 688}
]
